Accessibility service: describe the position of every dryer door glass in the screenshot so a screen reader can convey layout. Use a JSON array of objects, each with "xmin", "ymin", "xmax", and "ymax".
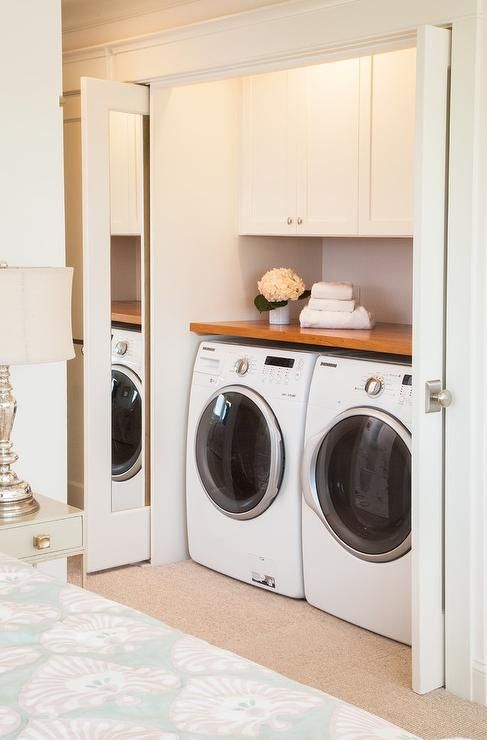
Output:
[
  {"xmin": 315, "ymin": 411, "xmax": 411, "ymax": 561},
  {"xmin": 112, "ymin": 366, "xmax": 142, "ymax": 481},
  {"xmin": 195, "ymin": 388, "xmax": 284, "ymax": 519}
]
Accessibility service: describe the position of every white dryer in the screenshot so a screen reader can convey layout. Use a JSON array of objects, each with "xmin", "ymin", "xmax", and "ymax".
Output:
[
  {"xmin": 302, "ymin": 353, "xmax": 412, "ymax": 644},
  {"xmin": 186, "ymin": 341, "xmax": 318, "ymax": 598},
  {"xmin": 111, "ymin": 327, "xmax": 145, "ymax": 513}
]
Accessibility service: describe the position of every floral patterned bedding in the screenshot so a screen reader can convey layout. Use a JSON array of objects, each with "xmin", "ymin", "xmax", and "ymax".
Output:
[{"xmin": 0, "ymin": 552, "xmax": 419, "ymax": 739}]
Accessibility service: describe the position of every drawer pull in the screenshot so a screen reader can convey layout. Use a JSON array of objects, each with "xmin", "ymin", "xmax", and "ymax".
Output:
[{"xmin": 33, "ymin": 534, "xmax": 51, "ymax": 550}]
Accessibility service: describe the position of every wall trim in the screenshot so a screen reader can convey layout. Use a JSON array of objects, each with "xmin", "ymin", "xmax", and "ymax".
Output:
[
  {"xmin": 472, "ymin": 661, "xmax": 487, "ymax": 705},
  {"xmin": 63, "ymin": 0, "xmax": 478, "ymax": 91}
]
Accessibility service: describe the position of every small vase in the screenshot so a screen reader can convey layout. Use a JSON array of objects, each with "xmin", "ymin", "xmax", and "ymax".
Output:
[{"xmin": 269, "ymin": 303, "xmax": 290, "ymax": 325}]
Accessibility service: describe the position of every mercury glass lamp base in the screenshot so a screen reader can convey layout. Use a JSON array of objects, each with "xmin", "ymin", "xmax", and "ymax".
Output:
[{"xmin": 0, "ymin": 482, "xmax": 40, "ymax": 519}]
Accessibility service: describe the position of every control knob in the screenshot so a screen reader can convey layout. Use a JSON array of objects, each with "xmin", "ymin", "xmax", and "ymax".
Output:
[
  {"xmin": 365, "ymin": 376, "xmax": 383, "ymax": 397},
  {"xmin": 115, "ymin": 340, "xmax": 128, "ymax": 356},
  {"xmin": 235, "ymin": 358, "xmax": 249, "ymax": 376}
]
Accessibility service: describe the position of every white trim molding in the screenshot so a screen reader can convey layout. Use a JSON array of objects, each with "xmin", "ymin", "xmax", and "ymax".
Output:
[
  {"xmin": 63, "ymin": 0, "xmax": 478, "ymax": 91},
  {"xmin": 472, "ymin": 661, "xmax": 487, "ymax": 706}
]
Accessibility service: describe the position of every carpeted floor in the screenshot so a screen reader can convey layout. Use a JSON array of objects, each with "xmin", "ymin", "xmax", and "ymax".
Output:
[{"xmin": 68, "ymin": 556, "xmax": 487, "ymax": 739}]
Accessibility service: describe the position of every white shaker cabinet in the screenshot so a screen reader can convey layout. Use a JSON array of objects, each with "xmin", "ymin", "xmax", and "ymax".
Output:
[
  {"xmin": 240, "ymin": 48, "xmax": 416, "ymax": 237},
  {"xmin": 240, "ymin": 61, "xmax": 360, "ymax": 236},
  {"xmin": 240, "ymin": 70, "xmax": 298, "ymax": 235},
  {"xmin": 358, "ymin": 48, "xmax": 416, "ymax": 236},
  {"xmin": 296, "ymin": 59, "xmax": 360, "ymax": 235},
  {"xmin": 109, "ymin": 111, "xmax": 143, "ymax": 235}
]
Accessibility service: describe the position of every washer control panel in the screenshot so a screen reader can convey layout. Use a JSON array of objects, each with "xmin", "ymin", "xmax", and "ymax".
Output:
[
  {"xmin": 234, "ymin": 358, "xmax": 250, "ymax": 376},
  {"xmin": 114, "ymin": 340, "xmax": 128, "ymax": 356},
  {"xmin": 365, "ymin": 376, "xmax": 384, "ymax": 397},
  {"xmin": 228, "ymin": 352, "xmax": 310, "ymax": 393}
]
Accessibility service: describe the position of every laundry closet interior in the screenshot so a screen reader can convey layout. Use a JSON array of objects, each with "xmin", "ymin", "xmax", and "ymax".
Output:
[{"xmin": 65, "ymin": 31, "xmax": 445, "ymax": 691}]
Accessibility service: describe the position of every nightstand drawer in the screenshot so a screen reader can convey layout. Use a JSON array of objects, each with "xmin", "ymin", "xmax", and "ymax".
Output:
[{"xmin": 0, "ymin": 516, "xmax": 83, "ymax": 559}]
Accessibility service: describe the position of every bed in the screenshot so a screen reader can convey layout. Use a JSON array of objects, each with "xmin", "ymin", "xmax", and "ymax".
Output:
[{"xmin": 0, "ymin": 551, "xmax": 418, "ymax": 739}]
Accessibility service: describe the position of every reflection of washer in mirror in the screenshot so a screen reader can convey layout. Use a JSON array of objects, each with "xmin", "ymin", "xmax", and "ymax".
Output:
[{"xmin": 111, "ymin": 328, "xmax": 144, "ymax": 512}]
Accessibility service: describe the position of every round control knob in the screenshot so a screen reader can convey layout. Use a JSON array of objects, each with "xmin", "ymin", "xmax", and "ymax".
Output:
[
  {"xmin": 365, "ymin": 376, "xmax": 383, "ymax": 397},
  {"xmin": 115, "ymin": 340, "xmax": 128, "ymax": 356},
  {"xmin": 235, "ymin": 358, "xmax": 249, "ymax": 376}
]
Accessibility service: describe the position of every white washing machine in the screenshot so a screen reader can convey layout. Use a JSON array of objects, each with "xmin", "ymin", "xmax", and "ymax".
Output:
[
  {"xmin": 111, "ymin": 327, "xmax": 145, "ymax": 513},
  {"xmin": 186, "ymin": 340, "xmax": 318, "ymax": 598},
  {"xmin": 302, "ymin": 353, "xmax": 412, "ymax": 644}
]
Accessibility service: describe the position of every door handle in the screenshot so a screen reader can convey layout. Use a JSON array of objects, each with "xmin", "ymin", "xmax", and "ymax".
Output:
[{"xmin": 425, "ymin": 380, "xmax": 452, "ymax": 413}]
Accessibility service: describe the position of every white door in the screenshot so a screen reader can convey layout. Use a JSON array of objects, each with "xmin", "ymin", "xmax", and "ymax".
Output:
[
  {"xmin": 239, "ymin": 70, "xmax": 297, "ymax": 235},
  {"xmin": 412, "ymin": 26, "xmax": 451, "ymax": 693},
  {"xmin": 81, "ymin": 77, "xmax": 150, "ymax": 572}
]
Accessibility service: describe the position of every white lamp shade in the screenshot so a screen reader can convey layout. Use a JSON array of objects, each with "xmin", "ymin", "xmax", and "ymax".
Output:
[{"xmin": 0, "ymin": 267, "xmax": 74, "ymax": 365}]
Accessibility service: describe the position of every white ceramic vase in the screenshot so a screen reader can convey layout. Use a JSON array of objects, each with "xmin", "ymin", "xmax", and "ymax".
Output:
[{"xmin": 268, "ymin": 303, "xmax": 290, "ymax": 325}]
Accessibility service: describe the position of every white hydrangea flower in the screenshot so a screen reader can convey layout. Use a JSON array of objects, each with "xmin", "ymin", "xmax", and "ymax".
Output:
[{"xmin": 257, "ymin": 268, "xmax": 305, "ymax": 303}]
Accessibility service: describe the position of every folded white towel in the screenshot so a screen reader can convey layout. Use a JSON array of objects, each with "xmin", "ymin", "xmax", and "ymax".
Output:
[
  {"xmin": 308, "ymin": 297, "xmax": 355, "ymax": 313},
  {"xmin": 299, "ymin": 305, "xmax": 375, "ymax": 330},
  {"xmin": 310, "ymin": 281, "xmax": 353, "ymax": 301}
]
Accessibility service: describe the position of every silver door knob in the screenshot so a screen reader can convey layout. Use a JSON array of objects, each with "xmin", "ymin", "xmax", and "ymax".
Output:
[
  {"xmin": 432, "ymin": 389, "xmax": 452, "ymax": 408},
  {"xmin": 425, "ymin": 380, "xmax": 452, "ymax": 413},
  {"xmin": 297, "ymin": 217, "xmax": 303, "ymax": 225},
  {"xmin": 365, "ymin": 376, "xmax": 383, "ymax": 397},
  {"xmin": 287, "ymin": 217, "xmax": 293, "ymax": 225},
  {"xmin": 235, "ymin": 358, "xmax": 249, "ymax": 376}
]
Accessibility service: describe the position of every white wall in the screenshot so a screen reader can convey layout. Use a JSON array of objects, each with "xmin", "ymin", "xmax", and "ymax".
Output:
[
  {"xmin": 150, "ymin": 78, "xmax": 322, "ymax": 563},
  {"xmin": 0, "ymin": 0, "xmax": 66, "ymax": 577},
  {"xmin": 111, "ymin": 236, "xmax": 142, "ymax": 301},
  {"xmin": 322, "ymin": 237, "xmax": 412, "ymax": 324}
]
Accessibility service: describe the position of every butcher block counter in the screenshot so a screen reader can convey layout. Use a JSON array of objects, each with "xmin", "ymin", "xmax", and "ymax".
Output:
[
  {"xmin": 112, "ymin": 301, "xmax": 141, "ymax": 326},
  {"xmin": 190, "ymin": 320, "xmax": 412, "ymax": 356}
]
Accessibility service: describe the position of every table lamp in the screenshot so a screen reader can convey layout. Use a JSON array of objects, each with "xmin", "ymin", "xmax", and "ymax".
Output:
[{"xmin": 0, "ymin": 265, "xmax": 74, "ymax": 519}]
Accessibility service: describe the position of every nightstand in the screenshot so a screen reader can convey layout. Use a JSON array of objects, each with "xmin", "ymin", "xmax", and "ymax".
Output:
[{"xmin": 0, "ymin": 494, "xmax": 85, "ymax": 585}]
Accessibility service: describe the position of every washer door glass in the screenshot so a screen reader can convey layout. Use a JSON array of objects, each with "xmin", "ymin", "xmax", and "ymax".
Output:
[
  {"xmin": 315, "ymin": 410, "xmax": 411, "ymax": 561},
  {"xmin": 112, "ymin": 366, "xmax": 142, "ymax": 481},
  {"xmin": 195, "ymin": 387, "xmax": 284, "ymax": 519}
]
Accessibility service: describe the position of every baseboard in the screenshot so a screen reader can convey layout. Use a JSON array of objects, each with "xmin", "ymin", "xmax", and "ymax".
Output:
[
  {"xmin": 68, "ymin": 480, "xmax": 84, "ymax": 510},
  {"xmin": 472, "ymin": 660, "xmax": 487, "ymax": 705}
]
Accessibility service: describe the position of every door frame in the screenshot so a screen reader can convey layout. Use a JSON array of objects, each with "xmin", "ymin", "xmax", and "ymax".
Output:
[{"xmin": 65, "ymin": 2, "xmax": 487, "ymax": 703}]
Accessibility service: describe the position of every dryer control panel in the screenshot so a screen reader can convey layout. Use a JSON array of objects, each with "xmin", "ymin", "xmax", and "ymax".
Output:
[
  {"xmin": 309, "ymin": 355, "xmax": 413, "ymax": 424},
  {"xmin": 356, "ymin": 370, "xmax": 413, "ymax": 406}
]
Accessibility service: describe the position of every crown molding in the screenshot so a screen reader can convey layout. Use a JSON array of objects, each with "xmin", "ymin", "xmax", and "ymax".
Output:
[
  {"xmin": 62, "ymin": 0, "xmax": 288, "ymax": 34},
  {"xmin": 63, "ymin": 0, "xmax": 195, "ymax": 32}
]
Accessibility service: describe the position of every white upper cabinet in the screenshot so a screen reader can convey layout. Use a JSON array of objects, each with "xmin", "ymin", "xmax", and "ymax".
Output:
[
  {"xmin": 240, "ymin": 70, "xmax": 297, "ymax": 235},
  {"xmin": 240, "ymin": 48, "xmax": 416, "ymax": 237},
  {"xmin": 109, "ymin": 112, "xmax": 143, "ymax": 235},
  {"xmin": 358, "ymin": 48, "xmax": 416, "ymax": 236},
  {"xmin": 296, "ymin": 59, "xmax": 360, "ymax": 235}
]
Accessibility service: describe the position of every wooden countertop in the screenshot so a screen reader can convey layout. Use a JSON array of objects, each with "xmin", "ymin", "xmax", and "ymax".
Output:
[
  {"xmin": 112, "ymin": 301, "xmax": 141, "ymax": 325},
  {"xmin": 190, "ymin": 320, "xmax": 412, "ymax": 356}
]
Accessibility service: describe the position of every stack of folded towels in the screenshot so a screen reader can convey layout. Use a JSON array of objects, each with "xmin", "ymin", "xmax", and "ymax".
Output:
[{"xmin": 299, "ymin": 281, "xmax": 375, "ymax": 329}]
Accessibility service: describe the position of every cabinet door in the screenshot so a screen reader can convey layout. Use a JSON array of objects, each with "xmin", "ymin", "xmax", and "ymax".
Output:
[
  {"xmin": 109, "ymin": 111, "xmax": 143, "ymax": 235},
  {"xmin": 240, "ymin": 70, "xmax": 297, "ymax": 235},
  {"xmin": 296, "ymin": 59, "xmax": 360, "ymax": 236},
  {"xmin": 358, "ymin": 48, "xmax": 416, "ymax": 236}
]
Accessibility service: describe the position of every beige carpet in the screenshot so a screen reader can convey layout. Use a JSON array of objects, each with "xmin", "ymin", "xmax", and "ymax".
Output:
[{"xmin": 68, "ymin": 557, "xmax": 487, "ymax": 739}]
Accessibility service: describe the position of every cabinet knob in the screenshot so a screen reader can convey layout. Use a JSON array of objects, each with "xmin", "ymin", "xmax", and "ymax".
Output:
[
  {"xmin": 287, "ymin": 217, "xmax": 293, "ymax": 225},
  {"xmin": 297, "ymin": 217, "xmax": 303, "ymax": 225},
  {"xmin": 33, "ymin": 534, "xmax": 51, "ymax": 550}
]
